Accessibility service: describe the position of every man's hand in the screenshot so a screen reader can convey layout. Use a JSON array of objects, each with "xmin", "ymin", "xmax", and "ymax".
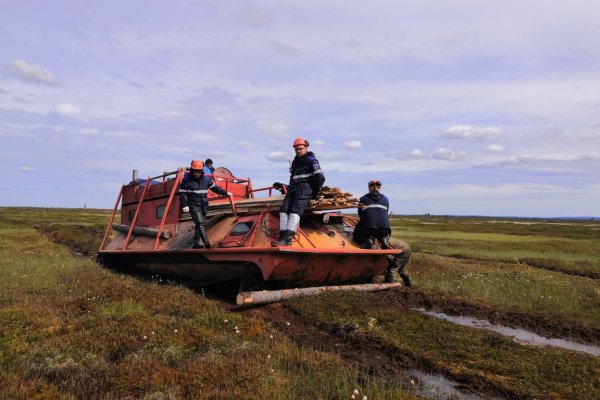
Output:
[
  {"xmin": 227, "ymin": 192, "xmax": 233, "ymax": 197},
  {"xmin": 182, "ymin": 206, "xmax": 190, "ymax": 213}
]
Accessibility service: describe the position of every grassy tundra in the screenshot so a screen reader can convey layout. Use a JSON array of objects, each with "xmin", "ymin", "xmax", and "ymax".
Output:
[{"xmin": 0, "ymin": 208, "xmax": 598, "ymax": 399}]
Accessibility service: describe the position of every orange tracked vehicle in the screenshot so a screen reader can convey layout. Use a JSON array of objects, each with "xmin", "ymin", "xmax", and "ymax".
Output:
[{"xmin": 98, "ymin": 167, "xmax": 403, "ymax": 303}]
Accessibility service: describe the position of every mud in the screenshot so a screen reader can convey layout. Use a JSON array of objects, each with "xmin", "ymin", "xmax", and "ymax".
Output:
[
  {"xmin": 378, "ymin": 288, "xmax": 600, "ymax": 346},
  {"xmin": 36, "ymin": 223, "xmax": 104, "ymax": 258},
  {"xmin": 45, "ymin": 225, "xmax": 598, "ymax": 397},
  {"xmin": 415, "ymin": 308, "xmax": 600, "ymax": 356},
  {"xmin": 238, "ymin": 302, "xmax": 504, "ymax": 400}
]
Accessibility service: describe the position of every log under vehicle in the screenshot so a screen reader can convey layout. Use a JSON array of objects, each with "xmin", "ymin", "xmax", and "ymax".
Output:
[{"xmin": 98, "ymin": 167, "xmax": 404, "ymax": 304}]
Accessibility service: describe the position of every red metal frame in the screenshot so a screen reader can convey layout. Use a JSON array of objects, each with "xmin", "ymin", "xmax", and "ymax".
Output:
[
  {"xmin": 248, "ymin": 184, "xmax": 287, "ymax": 197},
  {"xmin": 245, "ymin": 209, "xmax": 266, "ymax": 247},
  {"xmin": 247, "ymin": 179, "xmax": 254, "ymax": 198},
  {"xmin": 100, "ymin": 246, "xmax": 400, "ymax": 255},
  {"xmin": 153, "ymin": 169, "xmax": 185, "ymax": 250},
  {"xmin": 99, "ymin": 186, "xmax": 124, "ymax": 251},
  {"xmin": 123, "ymin": 177, "xmax": 152, "ymax": 250}
]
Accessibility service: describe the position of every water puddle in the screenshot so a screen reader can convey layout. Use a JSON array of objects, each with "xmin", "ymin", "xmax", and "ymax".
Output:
[
  {"xmin": 407, "ymin": 369, "xmax": 492, "ymax": 400},
  {"xmin": 414, "ymin": 308, "xmax": 600, "ymax": 356}
]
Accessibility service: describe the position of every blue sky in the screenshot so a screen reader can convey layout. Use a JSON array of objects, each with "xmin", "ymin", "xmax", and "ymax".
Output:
[{"xmin": 1, "ymin": 1, "xmax": 599, "ymax": 217}]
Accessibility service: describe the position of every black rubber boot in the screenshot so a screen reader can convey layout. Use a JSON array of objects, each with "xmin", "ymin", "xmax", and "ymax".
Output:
[
  {"xmin": 401, "ymin": 275, "xmax": 413, "ymax": 288},
  {"xmin": 384, "ymin": 268, "xmax": 395, "ymax": 283},
  {"xmin": 273, "ymin": 230, "xmax": 294, "ymax": 246}
]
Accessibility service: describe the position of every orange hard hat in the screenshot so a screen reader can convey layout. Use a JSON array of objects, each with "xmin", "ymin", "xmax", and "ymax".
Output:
[
  {"xmin": 190, "ymin": 160, "xmax": 204, "ymax": 170},
  {"xmin": 292, "ymin": 137, "xmax": 309, "ymax": 148},
  {"xmin": 368, "ymin": 179, "xmax": 382, "ymax": 187}
]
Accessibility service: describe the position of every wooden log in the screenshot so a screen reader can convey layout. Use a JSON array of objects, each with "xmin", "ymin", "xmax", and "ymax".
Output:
[
  {"xmin": 236, "ymin": 283, "xmax": 403, "ymax": 306},
  {"xmin": 112, "ymin": 223, "xmax": 171, "ymax": 239}
]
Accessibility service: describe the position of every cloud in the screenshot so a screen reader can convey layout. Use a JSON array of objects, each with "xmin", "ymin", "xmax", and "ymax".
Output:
[
  {"xmin": 312, "ymin": 140, "xmax": 326, "ymax": 146},
  {"xmin": 486, "ymin": 144, "xmax": 504, "ymax": 152},
  {"xmin": 167, "ymin": 111, "xmax": 183, "ymax": 118},
  {"xmin": 410, "ymin": 149, "xmax": 428, "ymax": 159},
  {"xmin": 237, "ymin": 4, "xmax": 273, "ymax": 29},
  {"xmin": 344, "ymin": 140, "xmax": 363, "ymax": 149},
  {"xmin": 271, "ymin": 41, "xmax": 301, "ymax": 58},
  {"xmin": 79, "ymin": 128, "xmax": 99, "ymax": 136},
  {"xmin": 258, "ymin": 121, "xmax": 289, "ymax": 136},
  {"xmin": 432, "ymin": 147, "xmax": 467, "ymax": 162},
  {"xmin": 266, "ymin": 151, "xmax": 289, "ymax": 162},
  {"xmin": 56, "ymin": 103, "xmax": 80, "ymax": 117},
  {"xmin": 8, "ymin": 59, "xmax": 59, "ymax": 86},
  {"xmin": 442, "ymin": 125, "xmax": 503, "ymax": 140},
  {"xmin": 18, "ymin": 166, "xmax": 40, "ymax": 173},
  {"xmin": 474, "ymin": 156, "xmax": 520, "ymax": 168},
  {"xmin": 474, "ymin": 152, "xmax": 600, "ymax": 169}
]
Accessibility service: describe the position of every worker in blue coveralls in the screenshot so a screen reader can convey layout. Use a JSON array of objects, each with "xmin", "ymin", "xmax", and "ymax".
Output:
[
  {"xmin": 353, "ymin": 179, "xmax": 413, "ymax": 287},
  {"xmin": 273, "ymin": 137, "xmax": 325, "ymax": 246},
  {"xmin": 178, "ymin": 160, "xmax": 231, "ymax": 249},
  {"xmin": 203, "ymin": 158, "xmax": 215, "ymax": 176}
]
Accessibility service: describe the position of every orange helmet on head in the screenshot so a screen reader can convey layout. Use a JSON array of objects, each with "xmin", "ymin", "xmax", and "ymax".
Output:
[
  {"xmin": 190, "ymin": 160, "xmax": 204, "ymax": 170},
  {"xmin": 368, "ymin": 179, "xmax": 382, "ymax": 188},
  {"xmin": 292, "ymin": 137, "xmax": 309, "ymax": 148}
]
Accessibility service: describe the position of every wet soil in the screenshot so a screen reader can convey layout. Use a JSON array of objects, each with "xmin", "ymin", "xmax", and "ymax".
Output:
[
  {"xmin": 36, "ymin": 223, "xmax": 104, "ymax": 258},
  {"xmin": 45, "ymin": 226, "xmax": 598, "ymax": 398},
  {"xmin": 377, "ymin": 288, "xmax": 600, "ymax": 346},
  {"xmin": 238, "ymin": 302, "xmax": 503, "ymax": 400},
  {"xmin": 44, "ymin": 223, "xmax": 600, "ymax": 347}
]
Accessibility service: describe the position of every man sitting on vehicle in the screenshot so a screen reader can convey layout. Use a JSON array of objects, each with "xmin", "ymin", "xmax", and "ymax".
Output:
[{"xmin": 353, "ymin": 179, "xmax": 413, "ymax": 287}]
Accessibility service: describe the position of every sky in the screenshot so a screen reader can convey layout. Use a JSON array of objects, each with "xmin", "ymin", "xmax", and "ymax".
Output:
[{"xmin": 1, "ymin": 0, "xmax": 599, "ymax": 217}]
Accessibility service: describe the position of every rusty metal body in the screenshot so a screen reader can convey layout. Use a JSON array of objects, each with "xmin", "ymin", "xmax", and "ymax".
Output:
[{"xmin": 98, "ymin": 168, "xmax": 401, "ymax": 288}]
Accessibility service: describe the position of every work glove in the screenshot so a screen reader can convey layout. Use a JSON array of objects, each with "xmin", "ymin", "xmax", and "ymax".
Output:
[
  {"xmin": 272, "ymin": 182, "xmax": 283, "ymax": 190},
  {"xmin": 227, "ymin": 192, "xmax": 233, "ymax": 197},
  {"xmin": 182, "ymin": 206, "xmax": 189, "ymax": 213}
]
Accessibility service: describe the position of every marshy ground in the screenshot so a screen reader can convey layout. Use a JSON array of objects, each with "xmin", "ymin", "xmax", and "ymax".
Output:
[{"xmin": 1, "ymin": 208, "xmax": 598, "ymax": 399}]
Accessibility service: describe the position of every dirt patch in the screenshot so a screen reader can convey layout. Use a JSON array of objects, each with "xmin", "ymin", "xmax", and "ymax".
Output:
[
  {"xmin": 238, "ymin": 302, "xmax": 505, "ymax": 399},
  {"xmin": 36, "ymin": 223, "xmax": 105, "ymax": 258},
  {"xmin": 377, "ymin": 288, "xmax": 600, "ymax": 346}
]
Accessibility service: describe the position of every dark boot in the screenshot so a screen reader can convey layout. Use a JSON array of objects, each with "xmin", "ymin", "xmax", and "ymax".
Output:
[
  {"xmin": 193, "ymin": 243, "xmax": 204, "ymax": 249},
  {"xmin": 401, "ymin": 275, "xmax": 413, "ymax": 288},
  {"xmin": 384, "ymin": 268, "xmax": 395, "ymax": 283},
  {"xmin": 273, "ymin": 230, "xmax": 293, "ymax": 246}
]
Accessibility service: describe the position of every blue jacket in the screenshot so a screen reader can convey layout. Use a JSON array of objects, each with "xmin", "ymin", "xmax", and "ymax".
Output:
[
  {"xmin": 356, "ymin": 189, "xmax": 391, "ymax": 232},
  {"xmin": 203, "ymin": 165, "xmax": 215, "ymax": 176},
  {"xmin": 178, "ymin": 173, "xmax": 227, "ymax": 213},
  {"xmin": 287, "ymin": 151, "xmax": 325, "ymax": 199}
]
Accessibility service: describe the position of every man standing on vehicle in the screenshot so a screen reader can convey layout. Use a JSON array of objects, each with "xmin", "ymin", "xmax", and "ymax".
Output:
[
  {"xmin": 178, "ymin": 160, "xmax": 230, "ymax": 249},
  {"xmin": 353, "ymin": 179, "xmax": 413, "ymax": 287},
  {"xmin": 273, "ymin": 137, "xmax": 325, "ymax": 246}
]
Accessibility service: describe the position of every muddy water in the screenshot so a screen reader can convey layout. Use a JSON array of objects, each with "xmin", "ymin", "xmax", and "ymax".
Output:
[
  {"xmin": 407, "ymin": 370, "xmax": 494, "ymax": 400},
  {"xmin": 415, "ymin": 308, "xmax": 600, "ymax": 356}
]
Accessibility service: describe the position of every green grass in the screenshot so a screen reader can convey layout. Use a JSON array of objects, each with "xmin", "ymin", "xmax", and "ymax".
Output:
[
  {"xmin": 2, "ymin": 207, "xmax": 599, "ymax": 399},
  {"xmin": 0, "ymin": 208, "xmax": 415, "ymax": 399},
  {"xmin": 411, "ymin": 253, "xmax": 600, "ymax": 329},
  {"xmin": 393, "ymin": 216, "xmax": 600, "ymax": 277},
  {"xmin": 289, "ymin": 291, "xmax": 600, "ymax": 400}
]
